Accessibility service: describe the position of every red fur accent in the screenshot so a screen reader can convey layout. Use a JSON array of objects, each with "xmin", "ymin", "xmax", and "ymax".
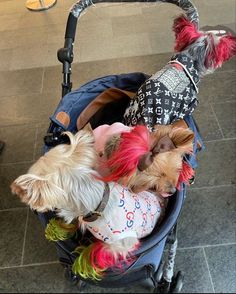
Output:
[
  {"xmin": 177, "ymin": 161, "xmax": 195, "ymax": 190},
  {"xmin": 101, "ymin": 125, "xmax": 151, "ymax": 183},
  {"xmin": 90, "ymin": 241, "xmax": 137, "ymax": 271},
  {"xmin": 208, "ymin": 35, "xmax": 236, "ymax": 68},
  {"xmin": 173, "ymin": 15, "xmax": 203, "ymax": 52},
  {"xmin": 90, "ymin": 241, "xmax": 118, "ymax": 269}
]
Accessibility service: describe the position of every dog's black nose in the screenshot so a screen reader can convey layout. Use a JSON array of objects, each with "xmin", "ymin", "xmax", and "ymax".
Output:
[
  {"xmin": 166, "ymin": 183, "xmax": 176, "ymax": 195},
  {"xmin": 169, "ymin": 187, "xmax": 176, "ymax": 194}
]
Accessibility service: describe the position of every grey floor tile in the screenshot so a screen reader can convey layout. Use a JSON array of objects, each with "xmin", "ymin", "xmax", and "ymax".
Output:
[
  {"xmin": 205, "ymin": 244, "xmax": 236, "ymax": 293},
  {"xmin": 198, "ymin": 71, "xmax": 236, "ymax": 104},
  {"xmin": 10, "ymin": 43, "xmax": 49, "ymax": 71},
  {"xmin": 107, "ymin": 52, "xmax": 172, "ymax": 75},
  {"xmin": 217, "ymin": 56, "xmax": 236, "ymax": 73},
  {"xmin": 193, "ymin": 0, "xmax": 236, "ymax": 27},
  {"xmin": 193, "ymin": 102, "xmax": 223, "ymax": 141},
  {"xmin": 212, "ymin": 101, "xmax": 236, "ymax": 139},
  {"xmin": 34, "ymin": 123, "xmax": 51, "ymax": 160},
  {"xmin": 0, "ymin": 263, "xmax": 79, "ymax": 293},
  {"xmin": 0, "ymin": 163, "xmax": 32, "ymax": 210},
  {"xmin": 83, "ymin": 284, "xmax": 148, "ymax": 293},
  {"xmin": 0, "ymin": 209, "xmax": 28, "ymax": 267},
  {"xmin": 175, "ymin": 248, "xmax": 214, "ymax": 293},
  {"xmin": 178, "ymin": 185, "xmax": 236, "ymax": 247},
  {"xmin": 42, "ymin": 65, "xmax": 63, "ymax": 94},
  {"xmin": 0, "ymin": 68, "xmax": 43, "ymax": 98},
  {"xmin": 193, "ymin": 139, "xmax": 236, "ymax": 188},
  {"xmin": 0, "ymin": 48, "xmax": 12, "ymax": 71},
  {"xmin": 0, "ymin": 92, "xmax": 60, "ymax": 127},
  {"xmin": 0, "ymin": 125, "xmax": 37, "ymax": 164},
  {"xmin": 23, "ymin": 211, "xmax": 58, "ymax": 265},
  {"xmin": 0, "ymin": 262, "xmax": 147, "ymax": 293}
]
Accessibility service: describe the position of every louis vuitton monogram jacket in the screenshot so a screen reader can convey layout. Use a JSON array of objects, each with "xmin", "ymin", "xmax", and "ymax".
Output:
[{"xmin": 123, "ymin": 54, "xmax": 200, "ymax": 130}]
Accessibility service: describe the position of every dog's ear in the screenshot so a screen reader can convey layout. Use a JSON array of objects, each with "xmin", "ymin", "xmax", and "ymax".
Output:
[
  {"xmin": 83, "ymin": 123, "xmax": 93, "ymax": 133},
  {"xmin": 10, "ymin": 174, "xmax": 65, "ymax": 212},
  {"xmin": 170, "ymin": 128, "xmax": 194, "ymax": 154},
  {"xmin": 173, "ymin": 14, "xmax": 203, "ymax": 52},
  {"xmin": 208, "ymin": 34, "xmax": 236, "ymax": 68}
]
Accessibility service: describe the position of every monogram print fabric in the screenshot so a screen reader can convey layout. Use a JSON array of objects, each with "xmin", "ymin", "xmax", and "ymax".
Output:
[
  {"xmin": 123, "ymin": 54, "xmax": 200, "ymax": 130},
  {"xmin": 85, "ymin": 184, "xmax": 163, "ymax": 244}
]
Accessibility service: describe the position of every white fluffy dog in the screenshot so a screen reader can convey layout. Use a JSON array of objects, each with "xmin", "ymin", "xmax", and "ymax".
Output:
[{"xmin": 11, "ymin": 129, "xmax": 163, "ymax": 279}]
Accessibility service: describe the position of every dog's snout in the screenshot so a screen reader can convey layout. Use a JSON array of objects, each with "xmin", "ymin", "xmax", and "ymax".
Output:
[
  {"xmin": 169, "ymin": 187, "xmax": 176, "ymax": 194},
  {"xmin": 166, "ymin": 183, "xmax": 176, "ymax": 195}
]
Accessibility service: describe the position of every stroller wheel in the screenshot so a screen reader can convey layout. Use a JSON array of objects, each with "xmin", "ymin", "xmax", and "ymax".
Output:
[
  {"xmin": 64, "ymin": 267, "xmax": 86, "ymax": 290},
  {"xmin": 64, "ymin": 266, "xmax": 79, "ymax": 285},
  {"xmin": 153, "ymin": 261, "xmax": 164, "ymax": 283},
  {"xmin": 169, "ymin": 271, "xmax": 184, "ymax": 293}
]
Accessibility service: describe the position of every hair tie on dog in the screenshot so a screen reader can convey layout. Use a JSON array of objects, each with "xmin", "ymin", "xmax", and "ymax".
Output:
[
  {"xmin": 137, "ymin": 136, "xmax": 176, "ymax": 171},
  {"xmin": 152, "ymin": 135, "xmax": 176, "ymax": 154},
  {"xmin": 137, "ymin": 152, "xmax": 154, "ymax": 171}
]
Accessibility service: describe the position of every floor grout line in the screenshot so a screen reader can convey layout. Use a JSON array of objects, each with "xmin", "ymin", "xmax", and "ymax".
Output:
[
  {"xmin": 204, "ymin": 137, "xmax": 236, "ymax": 143},
  {"xmin": 33, "ymin": 126, "xmax": 39, "ymax": 161},
  {"xmin": 204, "ymin": 137, "xmax": 236, "ymax": 144},
  {"xmin": 40, "ymin": 67, "xmax": 45, "ymax": 94},
  {"xmin": 177, "ymin": 242, "xmax": 236, "ymax": 251},
  {"xmin": 189, "ymin": 184, "xmax": 236, "ymax": 190},
  {"xmin": 20, "ymin": 208, "xmax": 29, "ymax": 266},
  {"xmin": 0, "ymin": 261, "xmax": 59, "ymax": 271},
  {"xmin": 210, "ymin": 103, "xmax": 225, "ymax": 139},
  {"xmin": 0, "ymin": 160, "xmax": 35, "ymax": 167},
  {"xmin": 202, "ymin": 247, "xmax": 216, "ymax": 293},
  {"xmin": 0, "ymin": 207, "xmax": 28, "ymax": 213}
]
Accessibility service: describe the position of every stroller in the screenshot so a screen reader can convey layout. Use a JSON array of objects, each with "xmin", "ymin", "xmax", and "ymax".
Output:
[{"xmin": 39, "ymin": 0, "xmax": 205, "ymax": 292}]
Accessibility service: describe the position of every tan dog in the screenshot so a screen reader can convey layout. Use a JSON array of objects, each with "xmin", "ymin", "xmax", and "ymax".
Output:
[{"xmin": 100, "ymin": 123, "xmax": 194, "ymax": 196}]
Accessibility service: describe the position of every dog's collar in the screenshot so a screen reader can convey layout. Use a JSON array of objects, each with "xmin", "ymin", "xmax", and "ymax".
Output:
[
  {"xmin": 82, "ymin": 183, "xmax": 110, "ymax": 222},
  {"xmin": 169, "ymin": 54, "xmax": 200, "ymax": 93}
]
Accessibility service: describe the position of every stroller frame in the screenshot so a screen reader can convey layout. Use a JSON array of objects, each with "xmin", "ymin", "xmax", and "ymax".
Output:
[{"xmin": 40, "ymin": 0, "xmax": 203, "ymax": 292}]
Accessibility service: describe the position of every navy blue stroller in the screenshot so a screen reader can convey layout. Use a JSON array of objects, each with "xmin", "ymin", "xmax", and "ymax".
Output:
[{"xmin": 39, "ymin": 0, "xmax": 204, "ymax": 292}]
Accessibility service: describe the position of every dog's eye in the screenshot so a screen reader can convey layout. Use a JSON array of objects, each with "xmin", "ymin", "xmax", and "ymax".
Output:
[{"xmin": 160, "ymin": 172, "xmax": 166, "ymax": 177}]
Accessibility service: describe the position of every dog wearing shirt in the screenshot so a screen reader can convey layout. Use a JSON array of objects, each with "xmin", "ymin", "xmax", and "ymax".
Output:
[{"xmin": 123, "ymin": 15, "xmax": 236, "ymax": 130}]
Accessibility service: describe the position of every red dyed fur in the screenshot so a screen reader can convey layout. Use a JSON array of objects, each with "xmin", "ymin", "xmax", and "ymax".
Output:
[
  {"xmin": 211, "ymin": 35, "xmax": 236, "ymax": 67},
  {"xmin": 177, "ymin": 161, "xmax": 195, "ymax": 190},
  {"xmin": 101, "ymin": 125, "xmax": 150, "ymax": 182},
  {"xmin": 90, "ymin": 241, "xmax": 138, "ymax": 272},
  {"xmin": 173, "ymin": 15, "xmax": 203, "ymax": 51},
  {"xmin": 173, "ymin": 15, "xmax": 236, "ymax": 68}
]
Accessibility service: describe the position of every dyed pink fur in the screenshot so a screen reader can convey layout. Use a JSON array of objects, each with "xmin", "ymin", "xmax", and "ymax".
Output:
[
  {"xmin": 174, "ymin": 15, "xmax": 236, "ymax": 69},
  {"xmin": 176, "ymin": 161, "xmax": 195, "ymax": 190},
  {"xmin": 173, "ymin": 15, "xmax": 203, "ymax": 51},
  {"xmin": 90, "ymin": 241, "xmax": 139, "ymax": 271},
  {"xmin": 101, "ymin": 125, "xmax": 150, "ymax": 182},
  {"xmin": 210, "ymin": 35, "xmax": 236, "ymax": 68}
]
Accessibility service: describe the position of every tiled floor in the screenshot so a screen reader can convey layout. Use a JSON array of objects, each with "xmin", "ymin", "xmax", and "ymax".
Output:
[{"xmin": 0, "ymin": 0, "xmax": 235, "ymax": 293}]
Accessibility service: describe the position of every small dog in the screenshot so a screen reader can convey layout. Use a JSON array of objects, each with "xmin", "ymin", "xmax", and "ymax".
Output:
[
  {"xmin": 96, "ymin": 122, "xmax": 194, "ymax": 196},
  {"xmin": 123, "ymin": 14, "xmax": 236, "ymax": 130},
  {"xmin": 11, "ymin": 129, "xmax": 164, "ymax": 280}
]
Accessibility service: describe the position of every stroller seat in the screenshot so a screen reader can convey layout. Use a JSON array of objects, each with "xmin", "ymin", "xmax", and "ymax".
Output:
[{"xmin": 38, "ymin": 0, "xmax": 204, "ymax": 292}]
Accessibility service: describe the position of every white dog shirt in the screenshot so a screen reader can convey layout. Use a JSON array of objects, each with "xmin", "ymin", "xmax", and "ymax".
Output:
[{"xmin": 84, "ymin": 183, "xmax": 163, "ymax": 244}]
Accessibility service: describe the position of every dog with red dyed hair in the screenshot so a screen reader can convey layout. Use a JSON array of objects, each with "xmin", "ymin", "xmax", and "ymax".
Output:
[
  {"xmin": 96, "ymin": 122, "xmax": 194, "ymax": 196},
  {"xmin": 123, "ymin": 14, "xmax": 236, "ymax": 130}
]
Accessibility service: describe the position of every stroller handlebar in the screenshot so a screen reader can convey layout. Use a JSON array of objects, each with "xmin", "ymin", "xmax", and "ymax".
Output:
[
  {"xmin": 70, "ymin": 0, "xmax": 199, "ymax": 27},
  {"xmin": 47, "ymin": 0, "xmax": 199, "ymax": 145},
  {"xmin": 59, "ymin": 0, "xmax": 199, "ymax": 95}
]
